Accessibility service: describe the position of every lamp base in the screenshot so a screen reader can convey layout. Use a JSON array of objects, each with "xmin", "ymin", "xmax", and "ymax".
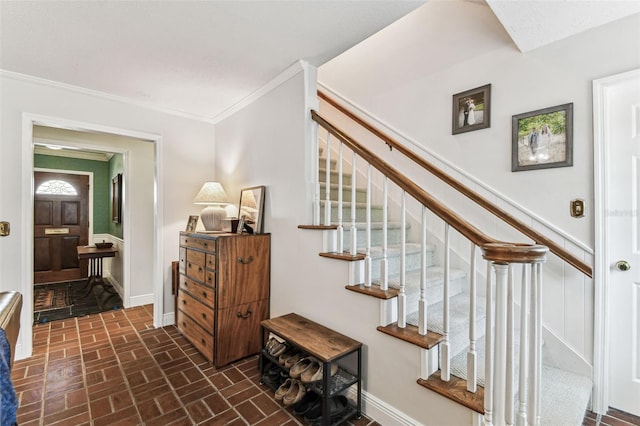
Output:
[{"xmin": 200, "ymin": 205, "xmax": 227, "ymax": 231}]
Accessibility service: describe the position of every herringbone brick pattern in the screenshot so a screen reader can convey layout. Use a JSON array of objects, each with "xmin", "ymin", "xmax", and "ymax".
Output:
[{"xmin": 11, "ymin": 305, "xmax": 377, "ymax": 425}]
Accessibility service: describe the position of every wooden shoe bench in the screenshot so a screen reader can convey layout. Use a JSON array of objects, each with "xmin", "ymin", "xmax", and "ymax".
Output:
[{"xmin": 260, "ymin": 313, "xmax": 362, "ymax": 425}]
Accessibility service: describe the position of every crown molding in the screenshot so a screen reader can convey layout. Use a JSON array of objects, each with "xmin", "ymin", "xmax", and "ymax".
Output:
[
  {"xmin": 0, "ymin": 69, "xmax": 215, "ymax": 124},
  {"xmin": 211, "ymin": 60, "xmax": 306, "ymax": 124}
]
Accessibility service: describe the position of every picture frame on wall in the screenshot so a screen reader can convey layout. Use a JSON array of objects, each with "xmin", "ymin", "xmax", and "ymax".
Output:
[
  {"xmin": 238, "ymin": 186, "xmax": 265, "ymax": 234},
  {"xmin": 452, "ymin": 84, "xmax": 491, "ymax": 134},
  {"xmin": 185, "ymin": 215, "xmax": 198, "ymax": 232},
  {"xmin": 511, "ymin": 103, "xmax": 573, "ymax": 172},
  {"xmin": 111, "ymin": 173, "xmax": 122, "ymax": 224}
]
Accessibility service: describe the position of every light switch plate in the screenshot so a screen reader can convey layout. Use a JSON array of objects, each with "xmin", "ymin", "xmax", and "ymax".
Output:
[
  {"xmin": 570, "ymin": 199, "xmax": 585, "ymax": 218},
  {"xmin": 0, "ymin": 221, "xmax": 10, "ymax": 236}
]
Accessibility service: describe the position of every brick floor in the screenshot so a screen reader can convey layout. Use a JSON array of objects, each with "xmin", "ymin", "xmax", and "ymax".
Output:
[{"xmin": 11, "ymin": 305, "xmax": 377, "ymax": 426}]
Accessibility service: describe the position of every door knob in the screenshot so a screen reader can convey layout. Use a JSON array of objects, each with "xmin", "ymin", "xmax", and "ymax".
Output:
[{"xmin": 615, "ymin": 260, "xmax": 631, "ymax": 272}]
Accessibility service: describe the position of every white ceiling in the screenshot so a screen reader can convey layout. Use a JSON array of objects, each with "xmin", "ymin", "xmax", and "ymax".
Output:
[{"xmin": 1, "ymin": 1, "xmax": 638, "ymax": 123}]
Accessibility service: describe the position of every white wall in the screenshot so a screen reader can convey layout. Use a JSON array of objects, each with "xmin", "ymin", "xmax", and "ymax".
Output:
[
  {"xmin": 0, "ymin": 73, "xmax": 216, "ymax": 357},
  {"xmin": 317, "ymin": 1, "xmax": 640, "ymax": 363}
]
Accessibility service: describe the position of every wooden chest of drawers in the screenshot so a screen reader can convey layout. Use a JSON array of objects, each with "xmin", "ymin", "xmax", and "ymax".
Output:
[{"xmin": 177, "ymin": 232, "xmax": 270, "ymax": 366}]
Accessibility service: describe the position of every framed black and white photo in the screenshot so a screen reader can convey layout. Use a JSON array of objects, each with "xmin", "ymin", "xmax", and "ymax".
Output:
[
  {"xmin": 512, "ymin": 103, "xmax": 573, "ymax": 172},
  {"xmin": 452, "ymin": 84, "xmax": 491, "ymax": 134},
  {"xmin": 185, "ymin": 215, "xmax": 198, "ymax": 232}
]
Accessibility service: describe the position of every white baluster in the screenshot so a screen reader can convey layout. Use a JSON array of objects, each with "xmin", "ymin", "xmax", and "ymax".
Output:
[
  {"xmin": 398, "ymin": 191, "xmax": 407, "ymax": 327},
  {"xmin": 337, "ymin": 142, "xmax": 344, "ymax": 253},
  {"xmin": 440, "ymin": 223, "xmax": 451, "ymax": 381},
  {"xmin": 517, "ymin": 264, "xmax": 529, "ymax": 426},
  {"xmin": 506, "ymin": 264, "xmax": 515, "ymax": 426},
  {"xmin": 529, "ymin": 263, "xmax": 542, "ymax": 426},
  {"xmin": 493, "ymin": 262, "xmax": 509, "ymax": 426},
  {"xmin": 312, "ymin": 122, "xmax": 320, "ymax": 226},
  {"xmin": 324, "ymin": 132, "xmax": 332, "ymax": 227},
  {"xmin": 484, "ymin": 261, "xmax": 495, "ymax": 426},
  {"xmin": 418, "ymin": 206, "xmax": 428, "ymax": 335},
  {"xmin": 467, "ymin": 243, "xmax": 477, "ymax": 392},
  {"xmin": 364, "ymin": 164, "xmax": 372, "ymax": 286},
  {"xmin": 350, "ymin": 152, "xmax": 357, "ymax": 256},
  {"xmin": 380, "ymin": 177, "xmax": 389, "ymax": 290}
]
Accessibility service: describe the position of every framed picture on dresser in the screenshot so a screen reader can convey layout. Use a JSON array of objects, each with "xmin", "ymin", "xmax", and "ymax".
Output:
[{"xmin": 238, "ymin": 186, "xmax": 265, "ymax": 234}]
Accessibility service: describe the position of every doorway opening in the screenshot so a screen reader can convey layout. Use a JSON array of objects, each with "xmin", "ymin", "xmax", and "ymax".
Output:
[{"xmin": 19, "ymin": 114, "xmax": 164, "ymax": 359}]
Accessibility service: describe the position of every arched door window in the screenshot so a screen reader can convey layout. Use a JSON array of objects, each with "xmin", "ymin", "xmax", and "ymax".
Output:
[{"xmin": 35, "ymin": 179, "xmax": 78, "ymax": 196}]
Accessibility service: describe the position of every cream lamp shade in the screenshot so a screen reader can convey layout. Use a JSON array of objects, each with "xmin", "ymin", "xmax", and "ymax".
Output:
[{"xmin": 193, "ymin": 182, "xmax": 229, "ymax": 231}]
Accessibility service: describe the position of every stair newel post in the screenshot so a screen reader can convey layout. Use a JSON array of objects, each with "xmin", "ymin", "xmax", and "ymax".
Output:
[
  {"xmin": 350, "ymin": 151, "xmax": 357, "ymax": 256},
  {"xmin": 324, "ymin": 132, "xmax": 332, "ymax": 227},
  {"xmin": 528, "ymin": 262, "xmax": 542, "ymax": 426},
  {"xmin": 492, "ymin": 262, "xmax": 509, "ymax": 426},
  {"xmin": 364, "ymin": 163, "xmax": 372, "ymax": 287},
  {"xmin": 337, "ymin": 141, "xmax": 344, "ymax": 253},
  {"xmin": 517, "ymin": 264, "xmax": 529, "ymax": 426},
  {"xmin": 484, "ymin": 260, "xmax": 495, "ymax": 426},
  {"xmin": 418, "ymin": 206, "xmax": 428, "ymax": 335},
  {"xmin": 467, "ymin": 243, "xmax": 477, "ymax": 392},
  {"xmin": 440, "ymin": 223, "xmax": 451, "ymax": 381},
  {"xmin": 380, "ymin": 176, "xmax": 389, "ymax": 290},
  {"xmin": 506, "ymin": 264, "xmax": 515, "ymax": 426}
]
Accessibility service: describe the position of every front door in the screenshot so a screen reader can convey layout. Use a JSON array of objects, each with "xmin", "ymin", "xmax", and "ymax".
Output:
[
  {"xmin": 34, "ymin": 171, "xmax": 89, "ymax": 284},
  {"xmin": 606, "ymin": 69, "xmax": 640, "ymax": 416}
]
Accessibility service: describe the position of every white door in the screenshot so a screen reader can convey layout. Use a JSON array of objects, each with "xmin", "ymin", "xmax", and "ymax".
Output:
[{"xmin": 606, "ymin": 69, "xmax": 640, "ymax": 417}]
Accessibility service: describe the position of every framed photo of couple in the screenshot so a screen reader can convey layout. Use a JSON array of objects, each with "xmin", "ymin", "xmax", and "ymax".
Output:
[
  {"xmin": 452, "ymin": 84, "xmax": 491, "ymax": 135},
  {"xmin": 511, "ymin": 103, "xmax": 573, "ymax": 172}
]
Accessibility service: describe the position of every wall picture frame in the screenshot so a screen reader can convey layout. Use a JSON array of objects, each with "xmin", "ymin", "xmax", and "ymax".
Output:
[
  {"xmin": 511, "ymin": 103, "xmax": 573, "ymax": 172},
  {"xmin": 452, "ymin": 84, "xmax": 491, "ymax": 134},
  {"xmin": 111, "ymin": 173, "xmax": 122, "ymax": 223},
  {"xmin": 185, "ymin": 215, "xmax": 198, "ymax": 232},
  {"xmin": 238, "ymin": 185, "xmax": 265, "ymax": 234}
]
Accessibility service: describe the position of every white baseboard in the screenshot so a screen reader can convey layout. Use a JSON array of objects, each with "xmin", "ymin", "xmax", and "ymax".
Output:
[
  {"xmin": 346, "ymin": 387, "xmax": 422, "ymax": 426},
  {"xmin": 163, "ymin": 311, "xmax": 175, "ymax": 326},
  {"xmin": 129, "ymin": 293, "xmax": 154, "ymax": 307}
]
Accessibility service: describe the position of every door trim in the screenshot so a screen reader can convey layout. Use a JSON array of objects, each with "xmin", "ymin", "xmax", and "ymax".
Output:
[
  {"xmin": 19, "ymin": 113, "xmax": 164, "ymax": 360},
  {"xmin": 593, "ymin": 68, "xmax": 640, "ymax": 414}
]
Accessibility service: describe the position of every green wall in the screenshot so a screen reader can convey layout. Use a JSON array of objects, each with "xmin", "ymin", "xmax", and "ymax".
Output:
[
  {"xmin": 108, "ymin": 154, "xmax": 124, "ymax": 239},
  {"xmin": 34, "ymin": 154, "xmax": 110, "ymax": 234}
]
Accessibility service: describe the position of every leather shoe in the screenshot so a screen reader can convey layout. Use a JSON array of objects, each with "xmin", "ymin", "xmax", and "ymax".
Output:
[
  {"xmin": 304, "ymin": 395, "xmax": 349, "ymax": 424},
  {"xmin": 292, "ymin": 391, "xmax": 320, "ymax": 416},
  {"xmin": 300, "ymin": 360, "xmax": 339, "ymax": 383},
  {"xmin": 289, "ymin": 357, "xmax": 315, "ymax": 379},
  {"xmin": 275, "ymin": 378, "xmax": 293, "ymax": 401},
  {"xmin": 282, "ymin": 380, "xmax": 306, "ymax": 406}
]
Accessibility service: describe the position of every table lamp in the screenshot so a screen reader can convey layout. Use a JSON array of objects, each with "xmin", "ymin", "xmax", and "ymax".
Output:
[{"xmin": 193, "ymin": 182, "xmax": 229, "ymax": 231}]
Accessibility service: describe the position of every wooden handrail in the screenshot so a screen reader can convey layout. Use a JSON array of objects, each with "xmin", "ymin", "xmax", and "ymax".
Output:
[{"xmin": 317, "ymin": 91, "xmax": 592, "ymax": 278}]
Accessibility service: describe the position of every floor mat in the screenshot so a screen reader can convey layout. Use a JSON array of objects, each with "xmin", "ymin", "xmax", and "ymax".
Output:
[{"xmin": 33, "ymin": 279, "xmax": 123, "ymax": 324}]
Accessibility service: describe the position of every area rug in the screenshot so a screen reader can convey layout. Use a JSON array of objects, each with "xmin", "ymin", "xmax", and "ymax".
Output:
[
  {"xmin": 34, "ymin": 285, "xmax": 70, "ymax": 312},
  {"xmin": 33, "ymin": 279, "xmax": 123, "ymax": 324}
]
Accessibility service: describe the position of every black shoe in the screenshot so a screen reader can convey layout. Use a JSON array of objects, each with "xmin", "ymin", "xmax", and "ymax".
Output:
[
  {"xmin": 303, "ymin": 395, "xmax": 349, "ymax": 424},
  {"xmin": 293, "ymin": 391, "xmax": 320, "ymax": 416}
]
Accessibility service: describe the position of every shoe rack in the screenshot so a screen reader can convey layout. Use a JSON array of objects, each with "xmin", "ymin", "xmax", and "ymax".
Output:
[{"xmin": 260, "ymin": 313, "xmax": 362, "ymax": 426}]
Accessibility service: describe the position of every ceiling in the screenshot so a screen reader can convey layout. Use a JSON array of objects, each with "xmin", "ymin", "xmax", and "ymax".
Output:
[{"xmin": 1, "ymin": 1, "xmax": 639, "ymax": 123}]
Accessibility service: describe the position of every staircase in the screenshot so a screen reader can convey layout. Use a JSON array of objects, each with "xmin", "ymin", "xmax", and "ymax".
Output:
[{"xmin": 299, "ymin": 95, "xmax": 593, "ymax": 425}]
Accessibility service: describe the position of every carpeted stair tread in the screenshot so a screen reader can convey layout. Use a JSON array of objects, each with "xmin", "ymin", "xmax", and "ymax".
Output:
[
  {"xmin": 376, "ymin": 266, "xmax": 466, "ymax": 293},
  {"xmin": 407, "ymin": 291, "xmax": 485, "ymax": 338}
]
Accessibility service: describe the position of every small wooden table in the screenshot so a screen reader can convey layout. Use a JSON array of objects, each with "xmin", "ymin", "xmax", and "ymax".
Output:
[{"xmin": 76, "ymin": 246, "xmax": 118, "ymax": 298}]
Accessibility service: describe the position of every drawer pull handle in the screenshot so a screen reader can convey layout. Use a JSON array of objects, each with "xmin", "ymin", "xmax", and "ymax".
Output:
[
  {"xmin": 201, "ymin": 338, "xmax": 206, "ymax": 345},
  {"xmin": 237, "ymin": 256, "xmax": 254, "ymax": 265},
  {"xmin": 203, "ymin": 243, "xmax": 208, "ymax": 247},
  {"xmin": 237, "ymin": 309, "xmax": 253, "ymax": 319},
  {"xmin": 202, "ymin": 292, "xmax": 207, "ymax": 298},
  {"xmin": 202, "ymin": 313, "xmax": 207, "ymax": 319},
  {"xmin": 182, "ymin": 321, "xmax": 186, "ymax": 327}
]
